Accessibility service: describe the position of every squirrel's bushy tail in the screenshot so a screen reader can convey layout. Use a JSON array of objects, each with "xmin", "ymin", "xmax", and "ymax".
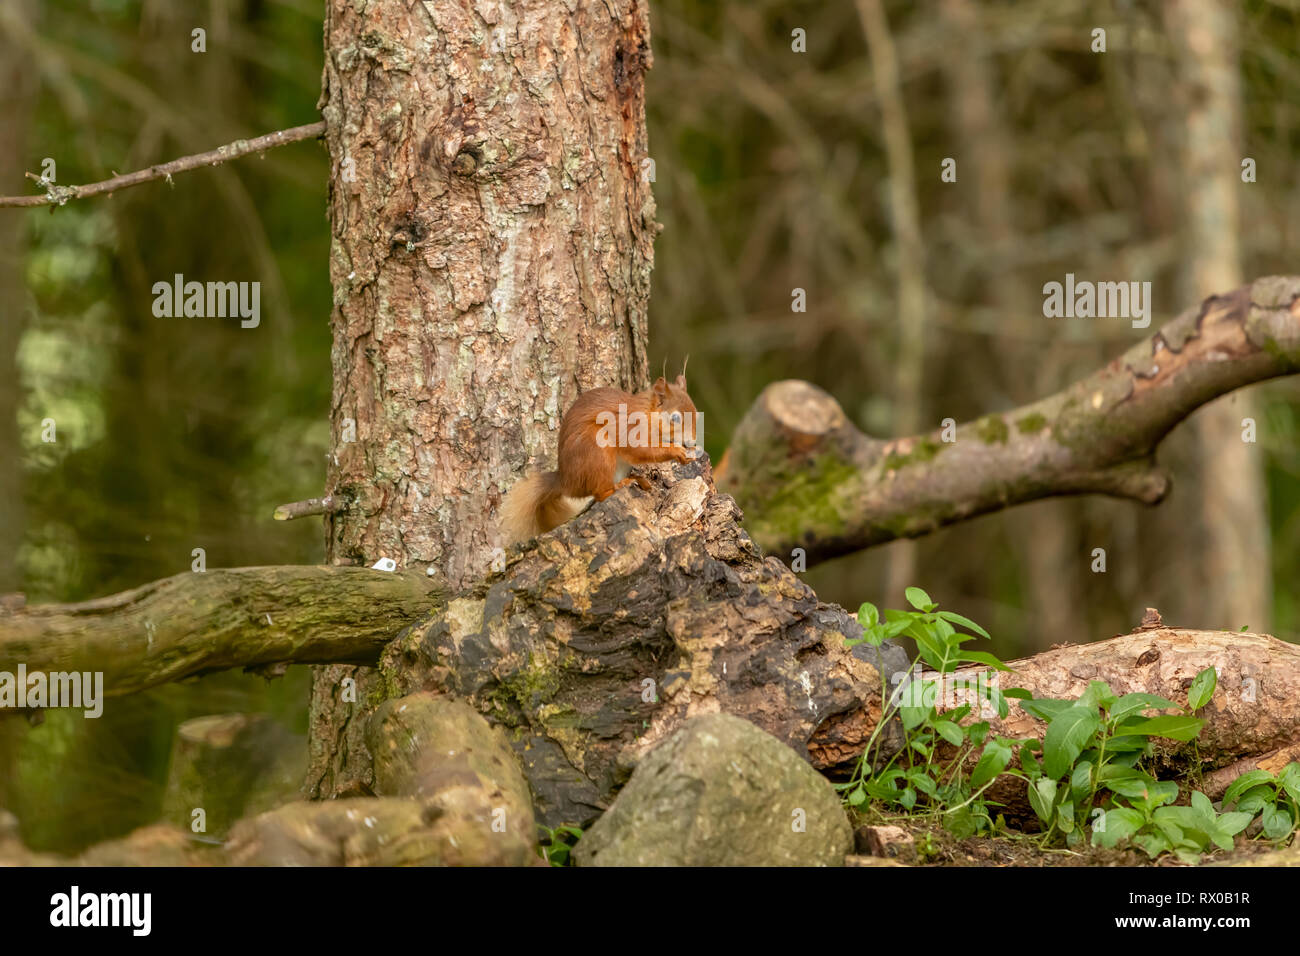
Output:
[{"xmin": 499, "ymin": 471, "xmax": 582, "ymax": 545}]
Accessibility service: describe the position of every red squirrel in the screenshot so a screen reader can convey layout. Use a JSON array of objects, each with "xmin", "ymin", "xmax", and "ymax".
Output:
[{"xmin": 500, "ymin": 374, "xmax": 700, "ymax": 544}]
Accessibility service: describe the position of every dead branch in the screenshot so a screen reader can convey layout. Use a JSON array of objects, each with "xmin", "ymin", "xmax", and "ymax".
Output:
[
  {"xmin": 0, "ymin": 122, "xmax": 326, "ymax": 208},
  {"xmin": 718, "ymin": 276, "xmax": 1300, "ymax": 565}
]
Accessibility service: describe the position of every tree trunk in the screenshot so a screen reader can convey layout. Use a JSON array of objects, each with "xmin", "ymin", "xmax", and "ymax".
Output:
[
  {"xmin": 1166, "ymin": 0, "xmax": 1271, "ymax": 633},
  {"xmin": 307, "ymin": 0, "xmax": 658, "ymax": 797}
]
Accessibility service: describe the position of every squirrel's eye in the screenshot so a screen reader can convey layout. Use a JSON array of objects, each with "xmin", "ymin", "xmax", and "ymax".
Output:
[{"xmin": 670, "ymin": 411, "xmax": 682, "ymax": 424}]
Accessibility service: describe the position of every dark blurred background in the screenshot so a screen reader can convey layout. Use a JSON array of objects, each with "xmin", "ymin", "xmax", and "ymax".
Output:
[{"xmin": 0, "ymin": 0, "xmax": 1296, "ymax": 852}]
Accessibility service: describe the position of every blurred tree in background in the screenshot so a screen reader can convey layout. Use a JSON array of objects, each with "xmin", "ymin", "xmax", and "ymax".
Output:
[{"xmin": 1, "ymin": 0, "xmax": 1297, "ymax": 851}]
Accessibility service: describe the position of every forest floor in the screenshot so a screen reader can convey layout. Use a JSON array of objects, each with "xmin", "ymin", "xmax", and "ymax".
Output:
[{"xmin": 848, "ymin": 809, "xmax": 1289, "ymax": 867}]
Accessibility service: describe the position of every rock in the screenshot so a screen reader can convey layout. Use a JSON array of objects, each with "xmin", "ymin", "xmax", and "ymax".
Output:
[
  {"xmin": 362, "ymin": 693, "xmax": 538, "ymax": 865},
  {"xmin": 574, "ymin": 713, "xmax": 852, "ymax": 866},
  {"xmin": 855, "ymin": 824, "xmax": 916, "ymax": 861}
]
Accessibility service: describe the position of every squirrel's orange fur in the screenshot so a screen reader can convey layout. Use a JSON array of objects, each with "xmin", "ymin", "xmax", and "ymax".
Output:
[{"xmin": 500, "ymin": 375, "xmax": 699, "ymax": 545}]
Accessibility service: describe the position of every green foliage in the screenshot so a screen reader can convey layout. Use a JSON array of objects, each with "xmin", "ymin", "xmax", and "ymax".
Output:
[
  {"xmin": 1019, "ymin": 669, "xmax": 1210, "ymax": 851},
  {"xmin": 842, "ymin": 591, "xmax": 1015, "ymax": 838},
  {"xmin": 1221, "ymin": 763, "xmax": 1300, "ymax": 841},
  {"xmin": 536, "ymin": 823, "xmax": 584, "ymax": 867},
  {"xmin": 844, "ymin": 605, "xmax": 1299, "ymax": 863},
  {"xmin": 1091, "ymin": 786, "xmax": 1253, "ymax": 864}
]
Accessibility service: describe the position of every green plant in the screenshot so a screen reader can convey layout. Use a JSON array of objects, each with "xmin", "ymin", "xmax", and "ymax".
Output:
[
  {"xmin": 536, "ymin": 823, "xmax": 584, "ymax": 867},
  {"xmin": 1017, "ymin": 677, "xmax": 1207, "ymax": 845},
  {"xmin": 1221, "ymin": 762, "xmax": 1300, "ymax": 841},
  {"xmin": 1019, "ymin": 665, "xmax": 1222, "ymax": 853},
  {"xmin": 1016, "ymin": 665, "xmax": 1262, "ymax": 862},
  {"xmin": 841, "ymin": 588, "xmax": 1015, "ymax": 837},
  {"xmin": 1092, "ymin": 785, "xmax": 1253, "ymax": 863},
  {"xmin": 840, "ymin": 595, "xmax": 1261, "ymax": 865}
]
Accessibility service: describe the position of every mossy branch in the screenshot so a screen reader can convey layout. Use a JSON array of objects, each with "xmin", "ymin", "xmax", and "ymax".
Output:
[
  {"xmin": 718, "ymin": 276, "xmax": 1300, "ymax": 565},
  {"xmin": 0, "ymin": 566, "xmax": 440, "ymax": 699}
]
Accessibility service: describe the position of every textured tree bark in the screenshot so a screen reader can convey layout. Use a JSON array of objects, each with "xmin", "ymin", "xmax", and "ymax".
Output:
[
  {"xmin": 718, "ymin": 276, "xmax": 1300, "ymax": 566},
  {"xmin": 374, "ymin": 457, "xmax": 906, "ymax": 825},
  {"xmin": 308, "ymin": 0, "xmax": 658, "ymax": 797}
]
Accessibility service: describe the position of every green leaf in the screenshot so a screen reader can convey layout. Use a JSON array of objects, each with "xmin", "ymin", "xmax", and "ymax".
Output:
[
  {"xmin": 1109, "ymin": 692, "xmax": 1180, "ymax": 724},
  {"xmin": 899, "ymin": 787, "xmax": 917, "ymax": 810},
  {"xmin": 956, "ymin": 651, "xmax": 1012, "ymax": 672},
  {"xmin": 990, "ymin": 687, "xmax": 1010, "ymax": 720},
  {"xmin": 1078, "ymin": 680, "xmax": 1117, "ymax": 711},
  {"xmin": 1121, "ymin": 714, "xmax": 1204, "ymax": 742},
  {"xmin": 1018, "ymin": 697, "xmax": 1075, "ymax": 722},
  {"xmin": 1091, "ymin": 807, "xmax": 1144, "ymax": 848},
  {"xmin": 1187, "ymin": 667, "xmax": 1217, "ymax": 712},
  {"xmin": 909, "ymin": 775, "xmax": 938, "ymax": 799},
  {"xmin": 967, "ymin": 721, "xmax": 990, "ymax": 745},
  {"xmin": 1278, "ymin": 763, "xmax": 1300, "ymax": 803},
  {"xmin": 1190, "ymin": 789, "xmax": 1215, "ymax": 819},
  {"xmin": 1216, "ymin": 811, "xmax": 1254, "ymax": 839},
  {"xmin": 1042, "ymin": 705, "xmax": 1102, "ymax": 779},
  {"xmin": 1223, "ymin": 770, "xmax": 1275, "ymax": 807},
  {"xmin": 905, "ymin": 586, "xmax": 935, "ymax": 611},
  {"xmin": 1028, "ymin": 777, "xmax": 1058, "ymax": 824},
  {"xmin": 879, "ymin": 619, "xmax": 914, "ymax": 640},
  {"xmin": 857, "ymin": 602, "xmax": 880, "ymax": 629},
  {"xmin": 1134, "ymin": 831, "xmax": 1172, "ymax": 859},
  {"xmin": 1104, "ymin": 777, "xmax": 1156, "ymax": 802},
  {"xmin": 1020, "ymin": 746, "xmax": 1042, "ymax": 775},
  {"xmin": 1146, "ymin": 781, "xmax": 1180, "ymax": 809},
  {"xmin": 1002, "ymin": 688, "xmax": 1033, "ymax": 700},
  {"xmin": 909, "ymin": 625, "xmax": 952, "ymax": 673},
  {"xmin": 935, "ymin": 610, "xmax": 990, "ymax": 639},
  {"xmin": 934, "ymin": 720, "xmax": 965, "ymax": 746},
  {"xmin": 848, "ymin": 786, "xmax": 866, "ymax": 806},
  {"xmin": 1150, "ymin": 814, "xmax": 1185, "ymax": 848},
  {"xmin": 970, "ymin": 739, "xmax": 1013, "ymax": 788},
  {"xmin": 944, "ymin": 806, "xmax": 977, "ymax": 839},
  {"xmin": 1070, "ymin": 761, "xmax": 1094, "ymax": 800},
  {"xmin": 1262, "ymin": 805, "xmax": 1294, "ymax": 841}
]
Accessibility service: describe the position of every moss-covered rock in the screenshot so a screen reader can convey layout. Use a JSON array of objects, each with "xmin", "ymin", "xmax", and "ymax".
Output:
[{"xmin": 574, "ymin": 713, "xmax": 851, "ymax": 866}]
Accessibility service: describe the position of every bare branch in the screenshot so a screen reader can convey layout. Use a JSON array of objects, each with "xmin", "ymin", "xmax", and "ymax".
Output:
[
  {"xmin": 0, "ymin": 121, "xmax": 326, "ymax": 209},
  {"xmin": 273, "ymin": 494, "xmax": 340, "ymax": 521}
]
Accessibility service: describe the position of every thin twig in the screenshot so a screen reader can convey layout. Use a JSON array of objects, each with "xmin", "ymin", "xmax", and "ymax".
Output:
[
  {"xmin": 273, "ymin": 495, "xmax": 340, "ymax": 522},
  {"xmin": 0, "ymin": 121, "xmax": 326, "ymax": 208}
]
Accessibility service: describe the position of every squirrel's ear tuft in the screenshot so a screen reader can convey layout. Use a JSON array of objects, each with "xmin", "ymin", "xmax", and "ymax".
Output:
[
  {"xmin": 651, "ymin": 377, "xmax": 669, "ymax": 399},
  {"xmin": 674, "ymin": 373, "xmax": 687, "ymax": 388}
]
